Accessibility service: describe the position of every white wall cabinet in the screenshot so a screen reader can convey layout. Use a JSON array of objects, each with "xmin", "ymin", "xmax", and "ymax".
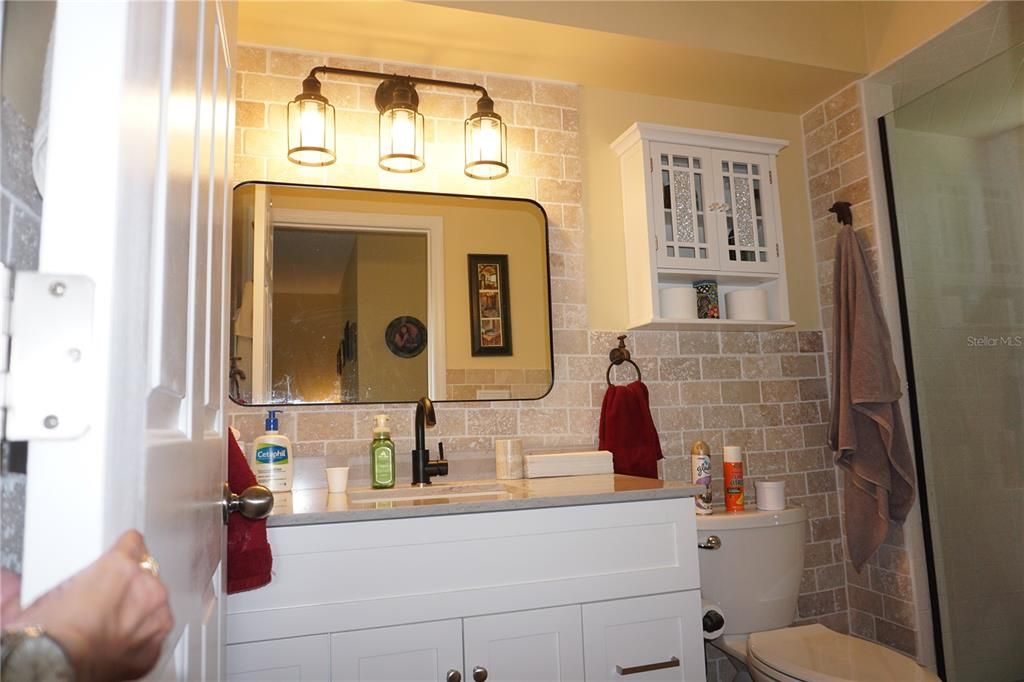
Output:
[
  {"xmin": 613, "ymin": 122, "xmax": 795, "ymax": 331},
  {"xmin": 226, "ymin": 498, "xmax": 705, "ymax": 681}
]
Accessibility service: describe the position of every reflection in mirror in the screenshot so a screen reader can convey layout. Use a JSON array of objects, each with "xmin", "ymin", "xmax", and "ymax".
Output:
[{"xmin": 230, "ymin": 183, "xmax": 553, "ymax": 406}]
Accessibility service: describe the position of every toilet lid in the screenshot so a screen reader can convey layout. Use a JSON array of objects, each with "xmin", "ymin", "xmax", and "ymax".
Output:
[{"xmin": 748, "ymin": 625, "xmax": 938, "ymax": 682}]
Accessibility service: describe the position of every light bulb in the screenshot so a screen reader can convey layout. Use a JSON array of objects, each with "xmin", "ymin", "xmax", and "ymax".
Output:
[
  {"xmin": 299, "ymin": 102, "xmax": 325, "ymax": 144},
  {"xmin": 391, "ymin": 110, "xmax": 416, "ymax": 155}
]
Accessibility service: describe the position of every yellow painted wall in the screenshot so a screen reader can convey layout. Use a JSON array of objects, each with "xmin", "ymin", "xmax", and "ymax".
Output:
[
  {"xmin": 273, "ymin": 292, "xmax": 343, "ymax": 402},
  {"xmin": 356, "ymin": 233, "xmax": 429, "ymax": 402},
  {"xmin": 582, "ymin": 86, "xmax": 821, "ymax": 331}
]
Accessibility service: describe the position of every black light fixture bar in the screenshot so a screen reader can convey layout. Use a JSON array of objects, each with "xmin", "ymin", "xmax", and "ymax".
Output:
[{"xmin": 288, "ymin": 65, "xmax": 509, "ymax": 178}]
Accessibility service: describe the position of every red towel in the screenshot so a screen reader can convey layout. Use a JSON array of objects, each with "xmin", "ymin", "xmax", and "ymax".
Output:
[
  {"xmin": 599, "ymin": 380, "xmax": 663, "ymax": 479},
  {"xmin": 227, "ymin": 431, "xmax": 272, "ymax": 593}
]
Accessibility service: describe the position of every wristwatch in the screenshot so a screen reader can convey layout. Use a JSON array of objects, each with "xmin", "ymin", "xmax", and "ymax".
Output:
[{"xmin": 1, "ymin": 625, "xmax": 75, "ymax": 681}]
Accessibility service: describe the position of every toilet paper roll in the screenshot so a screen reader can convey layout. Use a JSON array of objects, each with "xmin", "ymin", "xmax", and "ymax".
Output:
[
  {"xmin": 701, "ymin": 599, "xmax": 726, "ymax": 640},
  {"xmin": 725, "ymin": 289, "xmax": 769, "ymax": 320},
  {"xmin": 659, "ymin": 287, "xmax": 698, "ymax": 319}
]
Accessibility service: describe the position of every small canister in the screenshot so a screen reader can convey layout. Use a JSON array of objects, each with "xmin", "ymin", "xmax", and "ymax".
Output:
[
  {"xmin": 690, "ymin": 440, "xmax": 713, "ymax": 514},
  {"xmin": 495, "ymin": 438, "xmax": 524, "ymax": 479},
  {"xmin": 723, "ymin": 445, "xmax": 745, "ymax": 512}
]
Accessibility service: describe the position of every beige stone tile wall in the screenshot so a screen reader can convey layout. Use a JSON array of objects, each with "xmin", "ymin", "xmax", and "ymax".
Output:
[
  {"xmin": 801, "ymin": 85, "xmax": 920, "ymax": 658},
  {"xmin": 230, "ymin": 47, "xmax": 847, "ymax": 673}
]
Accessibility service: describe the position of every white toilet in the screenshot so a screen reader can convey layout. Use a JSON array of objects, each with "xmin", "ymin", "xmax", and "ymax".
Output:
[{"xmin": 697, "ymin": 507, "xmax": 939, "ymax": 681}]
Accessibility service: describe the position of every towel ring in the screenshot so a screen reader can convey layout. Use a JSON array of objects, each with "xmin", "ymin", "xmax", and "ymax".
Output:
[{"xmin": 607, "ymin": 335, "xmax": 642, "ymax": 386}]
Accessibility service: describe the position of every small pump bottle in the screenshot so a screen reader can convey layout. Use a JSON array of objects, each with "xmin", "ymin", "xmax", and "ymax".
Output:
[
  {"xmin": 690, "ymin": 440, "xmax": 713, "ymax": 514},
  {"xmin": 723, "ymin": 445, "xmax": 744, "ymax": 512},
  {"xmin": 253, "ymin": 410, "xmax": 293, "ymax": 492},
  {"xmin": 370, "ymin": 415, "xmax": 396, "ymax": 489}
]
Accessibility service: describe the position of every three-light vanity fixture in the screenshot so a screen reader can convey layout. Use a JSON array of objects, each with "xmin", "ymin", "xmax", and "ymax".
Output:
[{"xmin": 287, "ymin": 66, "xmax": 509, "ymax": 179}]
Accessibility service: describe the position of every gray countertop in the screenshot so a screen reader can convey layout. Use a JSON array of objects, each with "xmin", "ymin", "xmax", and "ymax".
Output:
[{"xmin": 266, "ymin": 475, "xmax": 704, "ymax": 526}]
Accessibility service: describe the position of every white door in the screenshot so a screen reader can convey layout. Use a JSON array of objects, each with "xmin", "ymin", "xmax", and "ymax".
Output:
[
  {"xmin": 331, "ymin": 619, "xmax": 464, "ymax": 681},
  {"xmin": 648, "ymin": 142, "xmax": 719, "ymax": 272},
  {"xmin": 463, "ymin": 605, "xmax": 585, "ymax": 681},
  {"xmin": 18, "ymin": 1, "xmax": 236, "ymax": 680},
  {"xmin": 710, "ymin": 149, "xmax": 778, "ymax": 274}
]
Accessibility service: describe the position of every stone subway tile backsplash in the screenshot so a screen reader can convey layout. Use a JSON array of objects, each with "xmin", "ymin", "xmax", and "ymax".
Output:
[
  {"xmin": 230, "ymin": 45, "xmax": 846, "ymax": 643},
  {"xmin": 801, "ymin": 83, "xmax": 920, "ymax": 658}
]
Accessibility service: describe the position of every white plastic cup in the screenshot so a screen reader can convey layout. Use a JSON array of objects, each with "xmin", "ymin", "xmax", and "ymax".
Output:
[
  {"xmin": 755, "ymin": 480, "xmax": 786, "ymax": 511},
  {"xmin": 495, "ymin": 438, "xmax": 524, "ymax": 480},
  {"xmin": 326, "ymin": 466, "xmax": 350, "ymax": 493}
]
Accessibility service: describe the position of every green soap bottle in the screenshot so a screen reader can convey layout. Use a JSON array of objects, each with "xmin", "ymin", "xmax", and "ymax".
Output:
[{"xmin": 370, "ymin": 414, "xmax": 396, "ymax": 489}]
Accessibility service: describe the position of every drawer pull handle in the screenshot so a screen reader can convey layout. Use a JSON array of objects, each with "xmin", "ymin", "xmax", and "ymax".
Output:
[{"xmin": 616, "ymin": 656, "xmax": 680, "ymax": 676}]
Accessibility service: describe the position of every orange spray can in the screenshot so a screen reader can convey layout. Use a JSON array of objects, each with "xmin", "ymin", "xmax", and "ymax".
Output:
[{"xmin": 723, "ymin": 445, "xmax": 744, "ymax": 512}]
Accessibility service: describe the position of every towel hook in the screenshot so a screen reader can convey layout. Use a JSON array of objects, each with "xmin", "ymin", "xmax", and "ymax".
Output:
[
  {"xmin": 828, "ymin": 201, "xmax": 853, "ymax": 226},
  {"xmin": 607, "ymin": 334, "xmax": 642, "ymax": 386}
]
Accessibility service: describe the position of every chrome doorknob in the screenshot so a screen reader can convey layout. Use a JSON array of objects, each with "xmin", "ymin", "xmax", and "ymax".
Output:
[
  {"xmin": 222, "ymin": 482, "xmax": 274, "ymax": 524},
  {"xmin": 472, "ymin": 666, "xmax": 488, "ymax": 681},
  {"xmin": 698, "ymin": 534, "xmax": 721, "ymax": 550}
]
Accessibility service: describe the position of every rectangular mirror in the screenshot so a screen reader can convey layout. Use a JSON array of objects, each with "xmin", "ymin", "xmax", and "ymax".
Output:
[{"xmin": 230, "ymin": 183, "xmax": 553, "ymax": 405}]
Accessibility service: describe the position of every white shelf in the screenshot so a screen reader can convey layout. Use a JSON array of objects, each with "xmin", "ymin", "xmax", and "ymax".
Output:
[{"xmin": 631, "ymin": 317, "xmax": 796, "ymax": 332}]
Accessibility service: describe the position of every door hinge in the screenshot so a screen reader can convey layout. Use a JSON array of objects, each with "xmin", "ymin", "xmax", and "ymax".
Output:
[
  {"xmin": 649, "ymin": 157, "xmax": 653, "ymax": 173},
  {"xmin": 769, "ymin": 170, "xmax": 773, "ymax": 184},
  {"xmin": 776, "ymin": 243, "xmax": 780, "ymax": 257},
  {"xmin": 655, "ymin": 236, "xmax": 659, "ymax": 251},
  {"xmin": 3, "ymin": 271, "xmax": 95, "ymax": 441}
]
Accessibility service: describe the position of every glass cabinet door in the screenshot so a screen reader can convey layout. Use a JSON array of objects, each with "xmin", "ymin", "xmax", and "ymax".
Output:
[
  {"xmin": 649, "ymin": 142, "xmax": 719, "ymax": 271},
  {"xmin": 712, "ymin": 150, "xmax": 778, "ymax": 274}
]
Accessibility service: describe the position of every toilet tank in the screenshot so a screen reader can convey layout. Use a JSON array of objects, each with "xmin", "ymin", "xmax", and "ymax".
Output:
[{"xmin": 696, "ymin": 506, "xmax": 807, "ymax": 635}]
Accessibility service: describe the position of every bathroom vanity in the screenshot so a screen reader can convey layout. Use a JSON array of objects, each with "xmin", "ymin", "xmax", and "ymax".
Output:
[{"xmin": 225, "ymin": 475, "xmax": 706, "ymax": 681}]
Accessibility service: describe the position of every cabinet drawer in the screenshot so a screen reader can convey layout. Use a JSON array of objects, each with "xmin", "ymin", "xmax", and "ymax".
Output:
[
  {"xmin": 226, "ymin": 634, "xmax": 330, "ymax": 681},
  {"xmin": 582, "ymin": 592, "xmax": 705, "ymax": 682}
]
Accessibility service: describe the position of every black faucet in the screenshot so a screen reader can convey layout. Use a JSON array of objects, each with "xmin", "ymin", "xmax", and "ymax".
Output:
[{"xmin": 412, "ymin": 396, "xmax": 448, "ymax": 486}]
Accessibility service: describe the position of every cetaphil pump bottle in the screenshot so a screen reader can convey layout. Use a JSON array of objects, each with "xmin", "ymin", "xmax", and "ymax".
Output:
[{"xmin": 253, "ymin": 410, "xmax": 293, "ymax": 492}]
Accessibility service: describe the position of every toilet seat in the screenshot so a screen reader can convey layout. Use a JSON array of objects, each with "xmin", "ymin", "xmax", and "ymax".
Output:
[{"xmin": 747, "ymin": 625, "xmax": 939, "ymax": 682}]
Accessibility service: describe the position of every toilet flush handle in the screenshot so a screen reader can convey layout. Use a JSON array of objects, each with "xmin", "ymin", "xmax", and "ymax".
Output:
[{"xmin": 698, "ymin": 535, "xmax": 721, "ymax": 550}]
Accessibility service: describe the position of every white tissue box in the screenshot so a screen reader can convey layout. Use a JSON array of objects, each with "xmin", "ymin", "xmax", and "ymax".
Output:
[{"xmin": 523, "ymin": 450, "xmax": 614, "ymax": 478}]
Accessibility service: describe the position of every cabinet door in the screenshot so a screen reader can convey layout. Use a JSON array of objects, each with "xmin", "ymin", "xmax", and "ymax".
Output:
[
  {"xmin": 710, "ymin": 149, "xmax": 779, "ymax": 274},
  {"xmin": 649, "ymin": 142, "xmax": 719, "ymax": 271},
  {"xmin": 227, "ymin": 634, "xmax": 330, "ymax": 681},
  {"xmin": 331, "ymin": 619, "xmax": 463, "ymax": 681},
  {"xmin": 582, "ymin": 592, "xmax": 705, "ymax": 681},
  {"xmin": 464, "ymin": 605, "xmax": 584, "ymax": 681}
]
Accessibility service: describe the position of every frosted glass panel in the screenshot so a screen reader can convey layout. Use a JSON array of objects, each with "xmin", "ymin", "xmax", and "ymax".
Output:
[
  {"xmin": 882, "ymin": 39, "xmax": 1024, "ymax": 682},
  {"xmin": 732, "ymin": 177, "xmax": 755, "ymax": 248},
  {"xmin": 673, "ymin": 170, "xmax": 694, "ymax": 243}
]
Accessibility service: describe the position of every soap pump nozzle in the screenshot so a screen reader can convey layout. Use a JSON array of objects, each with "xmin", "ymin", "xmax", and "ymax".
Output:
[{"xmin": 265, "ymin": 410, "xmax": 281, "ymax": 432}]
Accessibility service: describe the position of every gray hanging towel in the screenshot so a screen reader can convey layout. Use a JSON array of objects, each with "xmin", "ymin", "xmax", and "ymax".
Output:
[{"xmin": 828, "ymin": 224, "xmax": 916, "ymax": 571}]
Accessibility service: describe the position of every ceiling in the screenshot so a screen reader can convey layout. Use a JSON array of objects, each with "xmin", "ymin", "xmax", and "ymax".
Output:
[{"xmin": 238, "ymin": 1, "xmax": 981, "ymax": 114}]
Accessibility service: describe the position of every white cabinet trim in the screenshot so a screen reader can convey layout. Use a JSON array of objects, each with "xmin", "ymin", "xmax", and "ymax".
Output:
[{"xmin": 612, "ymin": 122, "xmax": 788, "ymax": 157}]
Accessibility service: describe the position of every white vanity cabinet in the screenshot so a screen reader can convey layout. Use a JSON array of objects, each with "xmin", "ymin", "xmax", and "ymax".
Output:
[
  {"xmin": 226, "ymin": 497, "xmax": 705, "ymax": 681},
  {"xmin": 613, "ymin": 122, "xmax": 795, "ymax": 331}
]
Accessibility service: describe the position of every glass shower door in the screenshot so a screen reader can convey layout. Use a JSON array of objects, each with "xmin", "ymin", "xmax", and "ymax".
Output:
[{"xmin": 881, "ymin": 40, "xmax": 1024, "ymax": 682}]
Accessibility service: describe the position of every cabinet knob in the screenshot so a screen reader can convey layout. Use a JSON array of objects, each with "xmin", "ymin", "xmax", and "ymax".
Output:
[
  {"xmin": 472, "ymin": 666, "xmax": 488, "ymax": 681},
  {"xmin": 446, "ymin": 670, "xmax": 462, "ymax": 682}
]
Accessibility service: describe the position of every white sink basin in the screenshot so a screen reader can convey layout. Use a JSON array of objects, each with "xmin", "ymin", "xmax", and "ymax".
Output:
[{"xmin": 347, "ymin": 482, "xmax": 511, "ymax": 504}]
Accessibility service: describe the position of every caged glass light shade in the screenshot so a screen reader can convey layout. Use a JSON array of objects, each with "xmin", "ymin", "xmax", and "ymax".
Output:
[
  {"xmin": 464, "ymin": 95, "xmax": 508, "ymax": 180},
  {"xmin": 379, "ymin": 105, "xmax": 425, "ymax": 173},
  {"xmin": 287, "ymin": 80, "xmax": 336, "ymax": 167}
]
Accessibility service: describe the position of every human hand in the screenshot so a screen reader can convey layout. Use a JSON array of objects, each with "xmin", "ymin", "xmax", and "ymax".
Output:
[{"xmin": 9, "ymin": 530, "xmax": 174, "ymax": 681}]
